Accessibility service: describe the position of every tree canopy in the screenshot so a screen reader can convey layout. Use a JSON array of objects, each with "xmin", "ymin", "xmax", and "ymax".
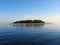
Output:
[{"xmin": 14, "ymin": 20, "xmax": 45, "ymax": 23}]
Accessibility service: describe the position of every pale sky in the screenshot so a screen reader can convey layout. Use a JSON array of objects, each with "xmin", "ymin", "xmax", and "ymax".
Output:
[{"xmin": 0, "ymin": 0, "xmax": 60, "ymax": 23}]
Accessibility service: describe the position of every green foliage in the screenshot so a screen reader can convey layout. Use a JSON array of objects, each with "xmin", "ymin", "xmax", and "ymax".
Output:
[{"xmin": 14, "ymin": 20, "xmax": 45, "ymax": 23}]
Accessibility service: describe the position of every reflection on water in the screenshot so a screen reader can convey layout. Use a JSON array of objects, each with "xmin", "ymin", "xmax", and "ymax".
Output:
[
  {"xmin": 7, "ymin": 23, "xmax": 45, "ymax": 27},
  {"xmin": 10, "ymin": 23, "xmax": 45, "ymax": 27},
  {"xmin": 0, "ymin": 23, "xmax": 60, "ymax": 45}
]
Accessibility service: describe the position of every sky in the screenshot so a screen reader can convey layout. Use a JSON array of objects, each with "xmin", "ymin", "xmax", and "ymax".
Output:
[{"xmin": 0, "ymin": 0, "xmax": 60, "ymax": 23}]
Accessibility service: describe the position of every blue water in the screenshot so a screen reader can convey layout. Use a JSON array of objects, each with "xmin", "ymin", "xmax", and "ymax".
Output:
[{"xmin": 0, "ymin": 23, "xmax": 60, "ymax": 45}]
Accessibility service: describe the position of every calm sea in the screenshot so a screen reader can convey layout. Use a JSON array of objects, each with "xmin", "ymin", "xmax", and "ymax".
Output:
[{"xmin": 0, "ymin": 23, "xmax": 60, "ymax": 45}]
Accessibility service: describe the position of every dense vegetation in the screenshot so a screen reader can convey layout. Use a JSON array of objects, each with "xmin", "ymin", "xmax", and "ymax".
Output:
[{"xmin": 14, "ymin": 20, "xmax": 45, "ymax": 23}]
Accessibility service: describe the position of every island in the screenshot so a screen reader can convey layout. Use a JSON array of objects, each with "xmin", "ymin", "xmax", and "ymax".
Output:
[{"xmin": 13, "ymin": 20, "xmax": 45, "ymax": 24}]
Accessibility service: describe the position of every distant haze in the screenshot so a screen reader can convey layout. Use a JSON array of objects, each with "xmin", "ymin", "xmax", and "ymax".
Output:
[
  {"xmin": 0, "ymin": 15, "xmax": 60, "ymax": 23},
  {"xmin": 0, "ymin": 0, "xmax": 60, "ymax": 23}
]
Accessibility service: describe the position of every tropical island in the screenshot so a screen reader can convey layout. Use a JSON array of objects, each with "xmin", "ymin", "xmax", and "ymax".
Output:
[{"xmin": 13, "ymin": 20, "xmax": 45, "ymax": 24}]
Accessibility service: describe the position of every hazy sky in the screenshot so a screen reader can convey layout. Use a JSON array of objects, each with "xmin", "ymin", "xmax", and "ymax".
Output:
[{"xmin": 0, "ymin": 0, "xmax": 60, "ymax": 23}]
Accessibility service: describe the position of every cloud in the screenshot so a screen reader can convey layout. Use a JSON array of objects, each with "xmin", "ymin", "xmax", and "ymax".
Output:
[
  {"xmin": 20, "ymin": 15, "xmax": 47, "ymax": 20},
  {"xmin": 0, "ymin": 15, "xmax": 60, "ymax": 23},
  {"xmin": 20, "ymin": 15, "xmax": 60, "ymax": 23},
  {"xmin": 17, "ymin": 15, "xmax": 49, "ymax": 23}
]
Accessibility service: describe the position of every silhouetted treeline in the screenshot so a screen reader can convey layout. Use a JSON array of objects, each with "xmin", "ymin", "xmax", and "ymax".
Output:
[{"xmin": 14, "ymin": 20, "xmax": 45, "ymax": 23}]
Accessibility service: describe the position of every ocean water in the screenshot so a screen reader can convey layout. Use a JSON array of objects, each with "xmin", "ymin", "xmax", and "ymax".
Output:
[{"xmin": 0, "ymin": 23, "xmax": 60, "ymax": 45}]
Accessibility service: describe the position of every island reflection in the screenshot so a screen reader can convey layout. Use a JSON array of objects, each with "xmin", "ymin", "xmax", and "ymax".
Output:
[{"xmin": 11, "ymin": 23, "xmax": 45, "ymax": 27}]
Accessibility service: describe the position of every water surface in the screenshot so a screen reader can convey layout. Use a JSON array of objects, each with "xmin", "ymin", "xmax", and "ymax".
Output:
[{"xmin": 0, "ymin": 23, "xmax": 60, "ymax": 45}]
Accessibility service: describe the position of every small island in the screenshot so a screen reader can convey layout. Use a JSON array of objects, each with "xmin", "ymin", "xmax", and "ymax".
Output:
[{"xmin": 13, "ymin": 20, "xmax": 45, "ymax": 24}]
